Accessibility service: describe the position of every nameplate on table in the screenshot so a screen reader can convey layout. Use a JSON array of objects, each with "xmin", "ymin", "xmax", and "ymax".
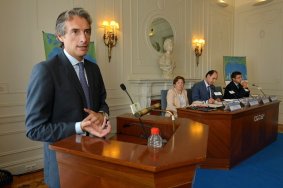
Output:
[
  {"xmin": 214, "ymin": 92, "xmax": 222, "ymax": 97},
  {"xmin": 227, "ymin": 102, "xmax": 242, "ymax": 111},
  {"xmin": 269, "ymin": 95, "xmax": 278, "ymax": 102},
  {"xmin": 260, "ymin": 97, "xmax": 270, "ymax": 104},
  {"xmin": 248, "ymin": 99, "xmax": 259, "ymax": 106}
]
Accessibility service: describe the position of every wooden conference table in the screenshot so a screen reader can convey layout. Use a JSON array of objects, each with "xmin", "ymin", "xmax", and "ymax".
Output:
[
  {"xmin": 177, "ymin": 101, "xmax": 280, "ymax": 169},
  {"xmin": 50, "ymin": 115, "xmax": 209, "ymax": 188}
]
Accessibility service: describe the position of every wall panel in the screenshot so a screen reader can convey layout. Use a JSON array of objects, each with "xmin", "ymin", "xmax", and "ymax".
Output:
[
  {"xmin": 0, "ymin": 0, "xmax": 235, "ymax": 175},
  {"xmin": 235, "ymin": 0, "xmax": 283, "ymax": 123}
]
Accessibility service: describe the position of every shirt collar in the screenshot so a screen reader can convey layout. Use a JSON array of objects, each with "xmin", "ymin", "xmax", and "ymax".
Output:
[
  {"xmin": 63, "ymin": 49, "xmax": 84, "ymax": 66},
  {"xmin": 204, "ymin": 80, "xmax": 210, "ymax": 87}
]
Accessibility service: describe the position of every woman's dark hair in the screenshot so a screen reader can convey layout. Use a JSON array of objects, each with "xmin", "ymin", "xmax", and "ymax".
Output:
[
  {"xmin": 173, "ymin": 76, "xmax": 185, "ymax": 85},
  {"xmin": 205, "ymin": 70, "xmax": 218, "ymax": 77}
]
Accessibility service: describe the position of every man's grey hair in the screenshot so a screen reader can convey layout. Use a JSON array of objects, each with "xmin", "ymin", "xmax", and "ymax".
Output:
[{"xmin": 55, "ymin": 7, "xmax": 92, "ymax": 36}]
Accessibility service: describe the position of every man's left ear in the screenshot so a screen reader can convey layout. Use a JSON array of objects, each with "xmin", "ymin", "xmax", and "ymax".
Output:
[{"xmin": 56, "ymin": 34, "xmax": 64, "ymax": 43}]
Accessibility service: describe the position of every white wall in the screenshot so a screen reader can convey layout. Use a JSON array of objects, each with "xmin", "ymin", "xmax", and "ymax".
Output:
[
  {"xmin": 234, "ymin": 0, "xmax": 283, "ymax": 122},
  {"xmin": 0, "ymin": 0, "xmax": 128, "ymax": 175},
  {"xmin": 0, "ymin": 0, "xmax": 234, "ymax": 174}
]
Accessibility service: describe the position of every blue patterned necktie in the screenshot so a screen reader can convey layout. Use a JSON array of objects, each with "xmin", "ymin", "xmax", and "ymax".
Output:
[
  {"xmin": 78, "ymin": 62, "xmax": 90, "ymax": 108},
  {"xmin": 207, "ymin": 86, "xmax": 211, "ymax": 98}
]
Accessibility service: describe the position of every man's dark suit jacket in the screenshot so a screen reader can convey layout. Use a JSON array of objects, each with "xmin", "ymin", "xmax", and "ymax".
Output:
[
  {"xmin": 191, "ymin": 80, "xmax": 217, "ymax": 102},
  {"xmin": 223, "ymin": 81, "xmax": 250, "ymax": 99},
  {"xmin": 25, "ymin": 50, "xmax": 109, "ymax": 188}
]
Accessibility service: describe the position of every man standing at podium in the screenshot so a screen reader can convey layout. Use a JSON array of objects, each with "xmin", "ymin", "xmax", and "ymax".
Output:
[
  {"xmin": 223, "ymin": 71, "xmax": 250, "ymax": 99},
  {"xmin": 25, "ymin": 8, "xmax": 111, "ymax": 188}
]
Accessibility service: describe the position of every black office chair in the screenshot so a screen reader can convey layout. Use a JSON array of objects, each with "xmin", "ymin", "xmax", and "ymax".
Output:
[
  {"xmin": 215, "ymin": 86, "xmax": 223, "ymax": 94},
  {"xmin": 214, "ymin": 86, "xmax": 224, "ymax": 99}
]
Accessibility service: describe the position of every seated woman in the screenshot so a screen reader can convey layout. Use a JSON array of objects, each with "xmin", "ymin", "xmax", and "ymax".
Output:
[{"xmin": 166, "ymin": 76, "xmax": 189, "ymax": 117}]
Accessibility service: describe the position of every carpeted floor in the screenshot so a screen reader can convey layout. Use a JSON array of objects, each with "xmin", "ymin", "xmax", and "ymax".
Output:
[{"xmin": 193, "ymin": 133, "xmax": 283, "ymax": 188}]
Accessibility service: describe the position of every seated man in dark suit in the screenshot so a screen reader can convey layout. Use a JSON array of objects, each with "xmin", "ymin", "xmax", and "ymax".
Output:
[
  {"xmin": 191, "ymin": 70, "xmax": 221, "ymax": 104},
  {"xmin": 223, "ymin": 71, "xmax": 250, "ymax": 99}
]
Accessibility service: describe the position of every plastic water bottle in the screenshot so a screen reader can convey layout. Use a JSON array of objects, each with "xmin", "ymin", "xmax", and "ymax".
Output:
[{"xmin": 148, "ymin": 127, "xmax": 163, "ymax": 148}]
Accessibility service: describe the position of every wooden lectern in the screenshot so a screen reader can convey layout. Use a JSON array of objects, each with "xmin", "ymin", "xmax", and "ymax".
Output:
[{"xmin": 50, "ymin": 115, "xmax": 208, "ymax": 188}]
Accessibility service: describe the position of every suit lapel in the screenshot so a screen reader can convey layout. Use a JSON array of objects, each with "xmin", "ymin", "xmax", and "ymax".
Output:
[{"xmin": 58, "ymin": 52, "xmax": 87, "ymax": 107}]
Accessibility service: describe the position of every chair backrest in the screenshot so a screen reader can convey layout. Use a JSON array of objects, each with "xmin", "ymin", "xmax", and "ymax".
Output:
[
  {"xmin": 215, "ymin": 86, "xmax": 223, "ymax": 94},
  {"xmin": 160, "ymin": 90, "xmax": 168, "ymax": 116},
  {"xmin": 187, "ymin": 89, "xmax": 193, "ymax": 105}
]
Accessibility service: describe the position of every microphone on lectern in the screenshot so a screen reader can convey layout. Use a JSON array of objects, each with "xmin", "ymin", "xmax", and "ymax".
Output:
[
  {"xmin": 120, "ymin": 83, "xmax": 134, "ymax": 104},
  {"xmin": 229, "ymin": 90, "xmax": 242, "ymax": 105},
  {"xmin": 252, "ymin": 84, "xmax": 266, "ymax": 97},
  {"xmin": 134, "ymin": 103, "xmax": 161, "ymax": 118},
  {"xmin": 120, "ymin": 83, "xmax": 148, "ymax": 138}
]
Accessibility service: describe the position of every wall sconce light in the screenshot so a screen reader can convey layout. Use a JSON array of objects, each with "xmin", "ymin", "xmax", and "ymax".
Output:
[
  {"xmin": 217, "ymin": 0, "xmax": 229, "ymax": 7},
  {"xmin": 193, "ymin": 39, "xmax": 205, "ymax": 66},
  {"xmin": 102, "ymin": 20, "xmax": 119, "ymax": 62}
]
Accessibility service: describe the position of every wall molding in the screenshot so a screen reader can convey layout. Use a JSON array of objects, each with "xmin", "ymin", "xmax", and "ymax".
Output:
[
  {"xmin": 0, "ymin": 155, "xmax": 43, "ymax": 175},
  {"xmin": 278, "ymin": 124, "xmax": 283, "ymax": 133},
  {"xmin": 0, "ymin": 114, "xmax": 25, "ymax": 124},
  {"xmin": 0, "ymin": 129, "xmax": 25, "ymax": 136},
  {"xmin": 0, "ymin": 154, "xmax": 43, "ymax": 168},
  {"xmin": 0, "ymin": 145, "xmax": 42, "ymax": 157}
]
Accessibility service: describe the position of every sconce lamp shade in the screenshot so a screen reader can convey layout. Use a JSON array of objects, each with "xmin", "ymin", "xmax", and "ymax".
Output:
[
  {"xmin": 102, "ymin": 20, "xmax": 109, "ymax": 27},
  {"xmin": 102, "ymin": 20, "xmax": 119, "ymax": 62},
  {"xmin": 193, "ymin": 39, "xmax": 205, "ymax": 46},
  {"xmin": 110, "ymin": 21, "xmax": 119, "ymax": 29},
  {"xmin": 217, "ymin": 0, "xmax": 229, "ymax": 7}
]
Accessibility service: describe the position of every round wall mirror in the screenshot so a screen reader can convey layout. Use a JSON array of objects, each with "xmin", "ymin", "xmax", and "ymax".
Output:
[{"xmin": 148, "ymin": 18, "xmax": 174, "ymax": 53}]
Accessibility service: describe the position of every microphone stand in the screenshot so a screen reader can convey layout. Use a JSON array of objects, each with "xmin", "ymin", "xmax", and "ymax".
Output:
[
  {"xmin": 124, "ymin": 90, "xmax": 134, "ymax": 104},
  {"xmin": 120, "ymin": 83, "xmax": 148, "ymax": 138},
  {"xmin": 150, "ymin": 109, "xmax": 176, "ymax": 132},
  {"xmin": 257, "ymin": 87, "xmax": 266, "ymax": 97},
  {"xmin": 138, "ymin": 118, "xmax": 148, "ymax": 139},
  {"xmin": 230, "ymin": 91, "xmax": 244, "ymax": 108},
  {"xmin": 151, "ymin": 109, "xmax": 175, "ymax": 150},
  {"xmin": 252, "ymin": 84, "xmax": 266, "ymax": 97},
  {"xmin": 136, "ymin": 109, "xmax": 175, "ymax": 139}
]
